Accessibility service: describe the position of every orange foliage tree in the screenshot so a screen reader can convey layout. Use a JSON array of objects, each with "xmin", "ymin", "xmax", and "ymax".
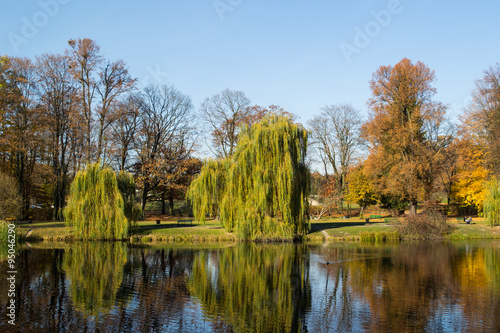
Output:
[{"xmin": 363, "ymin": 58, "xmax": 448, "ymax": 215}]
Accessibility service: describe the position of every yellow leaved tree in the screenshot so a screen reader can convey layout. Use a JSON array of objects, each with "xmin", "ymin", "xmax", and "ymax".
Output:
[
  {"xmin": 452, "ymin": 139, "xmax": 489, "ymax": 211},
  {"xmin": 344, "ymin": 164, "xmax": 377, "ymax": 217}
]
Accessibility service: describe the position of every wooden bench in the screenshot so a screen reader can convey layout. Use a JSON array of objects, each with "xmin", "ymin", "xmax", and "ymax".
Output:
[
  {"xmin": 177, "ymin": 219, "xmax": 193, "ymax": 225},
  {"xmin": 370, "ymin": 215, "xmax": 382, "ymax": 219}
]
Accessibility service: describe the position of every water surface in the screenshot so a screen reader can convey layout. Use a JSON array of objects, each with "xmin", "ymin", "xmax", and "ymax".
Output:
[{"xmin": 1, "ymin": 241, "xmax": 499, "ymax": 332}]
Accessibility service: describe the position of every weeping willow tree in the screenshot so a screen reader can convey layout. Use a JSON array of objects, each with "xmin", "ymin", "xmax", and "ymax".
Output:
[
  {"xmin": 65, "ymin": 163, "xmax": 128, "ymax": 240},
  {"xmin": 63, "ymin": 242, "xmax": 128, "ymax": 317},
  {"xmin": 186, "ymin": 158, "xmax": 228, "ymax": 223},
  {"xmin": 484, "ymin": 177, "xmax": 500, "ymax": 226},
  {"xmin": 116, "ymin": 170, "xmax": 142, "ymax": 222},
  {"xmin": 188, "ymin": 115, "xmax": 310, "ymax": 239},
  {"xmin": 188, "ymin": 243, "xmax": 311, "ymax": 332}
]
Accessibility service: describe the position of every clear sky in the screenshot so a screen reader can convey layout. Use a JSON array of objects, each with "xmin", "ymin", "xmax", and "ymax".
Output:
[{"xmin": 1, "ymin": 0, "xmax": 499, "ymax": 124}]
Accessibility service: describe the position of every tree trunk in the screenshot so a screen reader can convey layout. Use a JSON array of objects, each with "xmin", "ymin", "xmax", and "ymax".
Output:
[
  {"xmin": 169, "ymin": 195, "xmax": 175, "ymax": 216},
  {"xmin": 141, "ymin": 183, "xmax": 148, "ymax": 219},
  {"xmin": 161, "ymin": 191, "xmax": 166, "ymax": 215},
  {"xmin": 409, "ymin": 199, "xmax": 417, "ymax": 215}
]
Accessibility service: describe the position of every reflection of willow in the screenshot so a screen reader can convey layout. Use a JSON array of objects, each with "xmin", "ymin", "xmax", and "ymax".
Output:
[
  {"xmin": 188, "ymin": 243, "xmax": 311, "ymax": 332},
  {"xmin": 63, "ymin": 242, "xmax": 128, "ymax": 317}
]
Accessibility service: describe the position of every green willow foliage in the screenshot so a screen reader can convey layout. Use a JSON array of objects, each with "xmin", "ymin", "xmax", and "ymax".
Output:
[
  {"xmin": 187, "ymin": 115, "xmax": 310, "ymax": 239},
  {"xmin": 484, "ymin": 177, "xmax": 500, "ymax": 226},
  {"xmin": 0, "ymin": 221, "xmax": 9, "ymax": 261},
  {"xmin": 186, "ymin": 158, "xmax": 228, "ymax": 223},
  {"xmin": 62, "ymin": 243, "xmax": 128, "ymax": 317},
  {"xmin": 64, "ymin": 163, "xmax": 128, "ymax": 240},
  {"xmin": 116, "ymin": 170, "xmax": 142, "ymax": 222},
  {"xmin": 188, "ymin": 244, "xmax": 311, "ymax": 332}
]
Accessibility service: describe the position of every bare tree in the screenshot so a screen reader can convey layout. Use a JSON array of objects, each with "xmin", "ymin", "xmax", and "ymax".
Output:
[
  {"xmin": 308, "ymin": 104, "xmax": 363, "ymax": 212},
  {"xmin": 135, "ymin": 84, "xmax": 195, "ymax": 214},
  {"xmin": 95, "ymin": 59, "xmax": 136, "ymax": 162},
  {"xmin": 110, "ymin": 94, "xmax": 142, "ymax": 171},
  {"xmin": 67, "ymin": 38, "xmax": 136, "ymax": 164},
  {"xmin": 37, "ymin": 53, "xmax": 81, "ymax": 219},
  {"xmin": 66, "ymin": 38, "xmax": 102, "ymax": 162},
  {"xmin": 200, "ymin": 89, "xmax": 251, "ymax": 158}
]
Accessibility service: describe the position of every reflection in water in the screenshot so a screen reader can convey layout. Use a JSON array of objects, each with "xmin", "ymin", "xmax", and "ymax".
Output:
[
  {"xmin": 188, "ymin": 243, "xmax": 311, "ymax": 332},
  {"xmin": 62, "ymin": 242, "xmax": 128, "ymax": 316},
  {"xmin": 0, "ymin": 241, "xmax": 499, "ymax": 332},
  {"xmin": 309, "ymin": 241, "xmax": 500, "ymax": 332}
]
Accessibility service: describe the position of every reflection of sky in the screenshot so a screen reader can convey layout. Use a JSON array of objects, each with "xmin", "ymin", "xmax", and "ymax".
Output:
[{"xmin": 307, "ymin": 250, "xmax": 372, "ymax": 332}]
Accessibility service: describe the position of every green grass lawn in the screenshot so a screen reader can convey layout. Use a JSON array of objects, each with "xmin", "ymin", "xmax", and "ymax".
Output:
[
  {"xmin": 446, "ymin": 217, "xmax": 500, "ymax": 239},
  {"xmin": 131, "ymin": 219, "xmax": 237, "ymax": 242},
  {"xmin": 307, "ymin": 217, "xmax": 397, "ymax": 241}
]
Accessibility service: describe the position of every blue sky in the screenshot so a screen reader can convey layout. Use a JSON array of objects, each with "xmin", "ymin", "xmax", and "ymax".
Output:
[{"xmin": 1, "ymin": 0, "xmax": 499, "ymax": 124}]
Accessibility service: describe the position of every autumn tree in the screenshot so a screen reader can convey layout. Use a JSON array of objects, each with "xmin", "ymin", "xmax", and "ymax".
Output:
[
  {"xmin": 363, "ymin": 58, "xmax": 447, "ymax": 215},
  {"xmin": 200, "ymin": 89, "xmax": 251, "ymax": 158},
  {"xmin": 344, "ymin": 163, "xmax": 377, "ymax": 217},
  {"xmin": 0, "ymin": 172, "xmax": 22, "ymax": 220},
  {"xmin": 1, "ymin": 57, "xmax": 43, "ymax": 219},
  {"xmin": 308, "ymin": 104, "xmax": 363, "ymax": 212},
  {"xmin": 156, "ymin": 157, "xmax": 202, "ymax": 216},
  {"xmin": 452, "ymin": 64, "xmax": 500, "ymax": 212}
]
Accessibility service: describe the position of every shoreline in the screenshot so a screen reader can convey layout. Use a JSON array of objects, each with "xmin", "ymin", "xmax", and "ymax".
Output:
[{"xmin": 13, "ymin": 217, "xmax": 500, "ymax": 244}]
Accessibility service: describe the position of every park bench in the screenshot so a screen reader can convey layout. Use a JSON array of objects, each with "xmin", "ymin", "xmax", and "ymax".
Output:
[
  {"xmin": 370, "ymin": 215, "xmax": 382, "ymax": 219},
  {"xmin": 384, "ymin": 218, "xmax": 397, "ymax": 224},
  {"xmin": 177, "ymin": 219, "xmax": 193, "ymax": 225}
]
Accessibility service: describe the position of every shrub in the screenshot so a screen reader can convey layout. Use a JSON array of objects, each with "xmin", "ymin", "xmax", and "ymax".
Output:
[{"xmin": 397, "ymin": 203, "xmax": 454, "ymax": 239}]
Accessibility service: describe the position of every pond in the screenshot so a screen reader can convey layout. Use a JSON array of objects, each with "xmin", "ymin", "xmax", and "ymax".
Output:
[{"xmin": 1, "ymin": 240, "xmax": 499, "ymax": 332}]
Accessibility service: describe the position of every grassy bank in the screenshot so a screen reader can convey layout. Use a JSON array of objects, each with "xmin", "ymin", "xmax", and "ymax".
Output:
[{"xmin": 14, "ymin": 216, "xmax": 500, "ymax": 244}]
